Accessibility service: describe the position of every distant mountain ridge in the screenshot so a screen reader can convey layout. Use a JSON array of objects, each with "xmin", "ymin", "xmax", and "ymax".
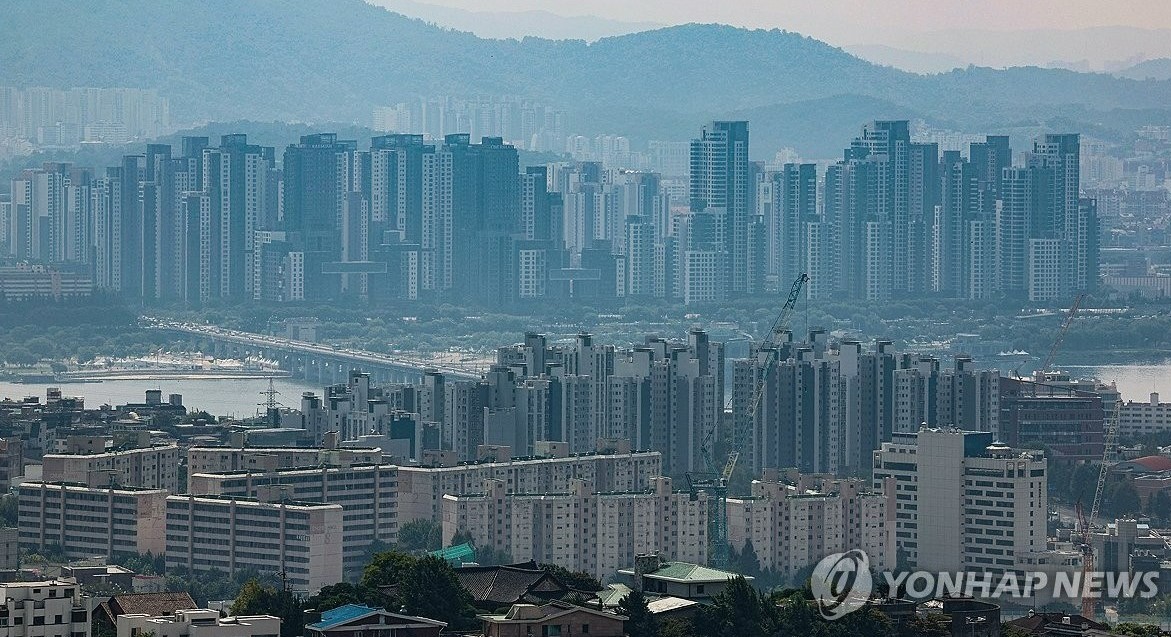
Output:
[
  {"xmin": 2, "ymin": 0, "xmax": 1171, "ymax": 156},
  {"xmin": 1116, "ymin": 58, "xmax": 1171, "ymax": 81},
  {"xmin": 367, "ymin": 0, "xmax": 662, "ymax": 41}
]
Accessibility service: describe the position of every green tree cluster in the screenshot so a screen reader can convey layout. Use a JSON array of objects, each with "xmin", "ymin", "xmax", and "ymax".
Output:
[
  {"xmin": 231, "ymin": 580, "xmax": 304, "ymax": 637},
  {"xmin": 1048, "ymin": 462, "xmax": 1145, "ymax": 520}
]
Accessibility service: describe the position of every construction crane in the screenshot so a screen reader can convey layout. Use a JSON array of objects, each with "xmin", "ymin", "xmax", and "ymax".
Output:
[
  {"xmin": 1039, "ymin": 293, "xmax": 1086, "ymax": 375},
  {"xmin": 1080, "ymin": 398, "xmax": 1121, "ymax": 619},
  {"xmin": 687, "ymin": 272, "xmax": 808, "ymax": 569},
  {"xmin": 1015, "ymin": 293, "xmax": 1085, "ymax": 380}
]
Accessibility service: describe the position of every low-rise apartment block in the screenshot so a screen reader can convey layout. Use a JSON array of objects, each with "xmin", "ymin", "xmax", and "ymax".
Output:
[
  {"xmin": 42, "ymin": 434, "xmax": 180, "ymax": 491},
  {"xmin": 186, "ymin": 449, "xmax": 662, "ymax": 575},
  {"xmin": 18, "ymin": 482, "xmax": 168, "ymax": 560},
  {"xmin": 727, "ymin": 470, "xmax": 895, "ymax": 580},
  {"xmin": 186, "ymin": 438, "xmax": 381, "ymax": 477},
  {"xmin": 164, "ymin": 495, "xmax": 343, "ymax": 595},
  {"xmin": 441, "ymin": 476, "xmax": 708, "ymax": 581}
]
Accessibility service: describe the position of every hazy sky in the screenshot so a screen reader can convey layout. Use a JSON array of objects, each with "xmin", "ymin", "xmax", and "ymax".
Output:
[{"xmin": 407, "ymin": 0, "xmax": 1171, "ymax": 43}]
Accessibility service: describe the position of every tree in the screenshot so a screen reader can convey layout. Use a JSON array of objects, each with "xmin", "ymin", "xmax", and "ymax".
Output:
[
  {"xmin": 1113, "ymin": 623, "xmax": 1162, "ymax": 637},
  {"xmin": 695, "ymin": 577, "xmax": 777, "ymax": 637},
  {"xmin": 399, "ymin": 556, "xmax": 477, "ymax": 629},
  {"xmin": 361, "ymin": 550, "xmax": 418, "ymax": 590},
  {"xmin": 476, "ymin": 547, "xmax": 513, "ymax": 566},
  {"xmin": 658, "ymin": 618, "xmax": 694, "ymax": 637},
  {"xmin": 113, "ymin": 551, "xmax": 166, "ymax": 576},
  {"xmin": 1112, "ymin": 481, "xmax": 1143, "ymax": 518},
  {"xmin": 304, "ymin": 583, "xmax": 380, "ymax": 613},
  {"xmin": 230, "ymin": 579, "xmax": 303, "ymax": 637},
  {"xmin": 4, "ymin": 346, "xmax": 37, "ymax": 366},
  {"xmin": 450, "ymin": 530, "xmax": 475, "ymax": 548},
  {"xmin": 736, "ymin": 539, "xmax": 762, "ymax": 579},
  {"xmin": 1149, "ymin": 490, "xmax": 1171, "ymax": 523},
  {"xmin": 541, "ymin": 564, "xmax": 602, "ymax": 592},
  {"xmin": 229, "ymin": 580, "xmax": 269, "ymax": 616},
  {"xmin": 0, "ymin": 494, "xmax": 17, "ymax": 526},
  {"xmin": 396, "ymin": 519, "xmax": 442, "ymax": 552},
  {"xmin": 617, "ymin": 590, "xmax": 658, "ymax": 637}
]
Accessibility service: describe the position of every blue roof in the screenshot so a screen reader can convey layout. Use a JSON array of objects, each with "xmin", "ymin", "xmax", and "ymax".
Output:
[{"xmin": 309, "ymin": 604, "xmax": 379, "ymax": 630}]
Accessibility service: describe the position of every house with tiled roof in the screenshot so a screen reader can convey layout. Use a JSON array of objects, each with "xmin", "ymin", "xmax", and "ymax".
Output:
[
  {"xmin": 617, "ymin": 555, "xmax": 750, "ymax": 601},
  {"xmin": 304, "ymin": 605, "xmax": 445, "ymax": 637},
  {"xmin": 454, "ymin": 562, "xmax": 572, "ymax": 609},
  {"xmin": 478, "ymin": 602, "xmax": 625, "ymax": 637},
  {"xmin": 95, "ymin": 591, "xmax": 199, "ymax": 633},
  {"xmin": 1004, "ymin": 611, "xmax": 1110, "ymax": 636}
]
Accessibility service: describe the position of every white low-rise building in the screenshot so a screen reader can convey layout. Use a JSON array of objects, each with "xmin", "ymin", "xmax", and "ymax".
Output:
[
  {"xmin": 1119, "ymin": 393, "xmax": 1171, "ymax": 437},
  {"xmin": 117, "ymin": 610, "xmax": 279, "ymax": 637},
  {"xmin": 0, "ymin": 579, "xmax": 91, "ymax": 637}
]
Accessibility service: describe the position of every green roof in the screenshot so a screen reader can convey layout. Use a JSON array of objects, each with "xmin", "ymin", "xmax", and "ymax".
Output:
[
  {"xmin": 626, "ymin": 562, "xmax": 751, "ymax": 583},
  {"xmin": 597, "ymin": 584, "xmax": 632, "ymax": 607},
  {"xmin": 431, "ymin": 542, "xmax": 475, "ymax": 565}
]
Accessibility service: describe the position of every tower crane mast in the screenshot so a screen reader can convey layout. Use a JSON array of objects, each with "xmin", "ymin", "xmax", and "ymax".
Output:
[
  {"xmin": 688, "ymin": 273, "xmax": 808, "ymax": 568},
  {"xmin": 1081, "ymin": 398, "xmax": 1120, "ymax": 619}
]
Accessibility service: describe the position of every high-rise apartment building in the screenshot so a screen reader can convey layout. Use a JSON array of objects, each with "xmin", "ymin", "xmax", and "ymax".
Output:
[
  {"xmin": 690, "ymin": 121, "xmax": 752, "ymax": 294},
  {"xmin": 282, "ymin": 133, "xmax": 355, "ymax": 300},
  {"xmin": 734, "ymin": 332, "xmax": 1000, "ymax": 477}
]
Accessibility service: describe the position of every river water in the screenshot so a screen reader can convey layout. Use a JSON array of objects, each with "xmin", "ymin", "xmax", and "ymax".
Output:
[
  {"xmin": 2, "ymin": 362, "xmax": 1169, "ymax": 418},
  {"xmin": 0, "ymin": 377, "xmax": 318, "ymax": 418}
]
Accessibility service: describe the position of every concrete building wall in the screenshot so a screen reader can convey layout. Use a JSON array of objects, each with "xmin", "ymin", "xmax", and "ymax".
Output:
[
  {"xmin": 163, "ymin": 495, "xmax": 343, "ymax": 594},
  {"xmin": 18, "ymin": 482, "xmax": 168, "ymax": 560},
  {"xmin": 42, "ymin": 444, "xmax": 180, "ymax": 491}
]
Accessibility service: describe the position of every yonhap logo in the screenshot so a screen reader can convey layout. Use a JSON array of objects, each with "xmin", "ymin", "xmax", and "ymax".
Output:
[{"xmin": 811, "ymin": 549, "xmax": 873, "ymax": 620}]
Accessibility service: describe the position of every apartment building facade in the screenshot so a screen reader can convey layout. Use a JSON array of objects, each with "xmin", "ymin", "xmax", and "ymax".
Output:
[
  {"xmin": 727, "ymin": 471, "xmax": 895, "ymax": 580},
  {"xmin": 0, "ymin": 579, "xmax": 91, "ymax": 637},
  {"xmin": 164, "ymin": 495, "xmax": 343, "ymax": 594},
  {"xmin": 41, "ymin": 436, "xmax": 180, "ymax": 491},
  {"xmin": 17, "ymin": 482, "xmax": 168, "ymax": 560},
  {"xmin": 441, "ymin": 476, "xmax": 708, "ymax": 581},
  {"xmin": 185, "ymin": 449, "xmax": 662, "ymax": 575}
]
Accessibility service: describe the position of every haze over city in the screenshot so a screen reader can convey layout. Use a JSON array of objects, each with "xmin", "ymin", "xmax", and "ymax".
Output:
[
  {"xmin": 0, "ymin": 2, "xmax": 1170, "ymax": 637},
  {"xmin": 373, "ymin": 0, "xmax": 1171, "ymax": 71}
]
